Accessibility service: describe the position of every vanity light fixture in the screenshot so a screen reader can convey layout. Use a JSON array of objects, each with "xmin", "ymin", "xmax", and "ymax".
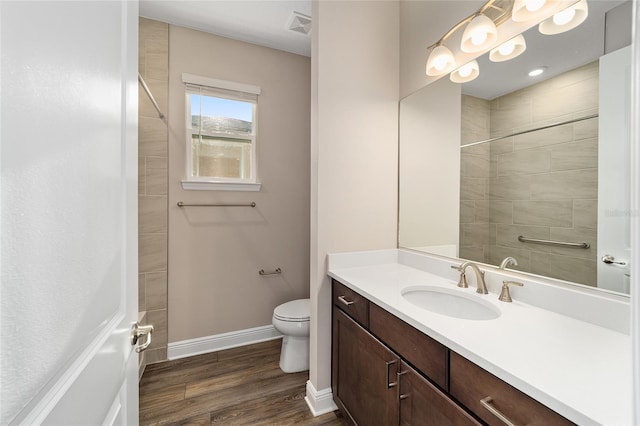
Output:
[
  {"xmin": 538, "ymin": 0, "xmax": 588, "ymax": 35},
  {"xmin": 528, "ymin": 66, "xmax": 547, "ymax": 76},
  {"xmin": 460, "ymin": 14, "xmax": 499, "ymax": 53},
  {"xmin": 489, "ymin": 34, "xmax": 527, "ymax": 62},
  {"xmin": 450, "ymin": 60, "xmax": 480, "ymax": 83},
  {"xmin": 511, "ymin": 0, "xmax": 557, "ymax": 22},
  {"xmin": 426, "ymin": 44, "xmax": 457, "ymax": 76}
]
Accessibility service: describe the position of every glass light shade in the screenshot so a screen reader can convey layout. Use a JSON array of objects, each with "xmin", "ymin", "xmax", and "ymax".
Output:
[
  {"xmin": 426, "ymin": 45, "xmax": 456, "ymax": 76},
  {"xmin": 511, "ymin": 0, "xmax": 558, "ymax": 22},
  {"xmin": 460, "ymin": 14, "xmax": 498, "ymax": 53},
  {"xmin": 450, "ymin": 60, "xmax": 480, "ymax": 83},
  {"xmin": 489, "ymin": 34, "xmax": 527, "ymax": 62},
  {"xmin": 539, "ymin": 0, "xmax": 588, "ymax": 35}
]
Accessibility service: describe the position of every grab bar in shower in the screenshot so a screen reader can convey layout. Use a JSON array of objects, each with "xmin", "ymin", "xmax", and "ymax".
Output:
[
  {"xmin": 259, "ymin": 268, "xmax": 282, "ymax": 276},
  {"xmin": 518, "ymin": 236, "xmax": 590, "ymax": 249},
  {"xmin": 177, "ymin": 201, "xmax": 256, "ymax": 208}
]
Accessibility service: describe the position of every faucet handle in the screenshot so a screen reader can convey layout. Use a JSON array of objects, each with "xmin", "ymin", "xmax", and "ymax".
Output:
[
  {"xmin": 450, "ymin": 264, "xmax": 462, "ymax": 272},
  {"xmin": 499, "ymin": 280, "xmax": 524, "ymax": 302}
]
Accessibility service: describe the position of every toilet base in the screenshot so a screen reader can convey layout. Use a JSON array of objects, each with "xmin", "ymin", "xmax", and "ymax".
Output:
[{"xmin": 279, "ymin": 335, "xmax": 309, "ymax": 373}]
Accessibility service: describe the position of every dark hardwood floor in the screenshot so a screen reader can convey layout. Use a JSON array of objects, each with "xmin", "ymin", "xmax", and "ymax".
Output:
[{"xmin": 139, "ymin": 339, "xmax": 348, "ymax": 425}]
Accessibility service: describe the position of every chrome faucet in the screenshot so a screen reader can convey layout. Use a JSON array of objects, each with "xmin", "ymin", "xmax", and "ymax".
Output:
[
  {"xmin": 499, "ymin": 256, "xmax": 518, "ymax": 270},
  {"xmin": 451, "ymin": 261, "xmax": 488, "ymax": 294}
]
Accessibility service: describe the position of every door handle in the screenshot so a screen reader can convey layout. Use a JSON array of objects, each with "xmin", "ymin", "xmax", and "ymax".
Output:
[
  {"xmin": 601, "ymin": 254, "xmax": 626, "ymax": 265},
  {"xmin": 131, "ymin": 322, "xmax": 154, "ymax": 353}
]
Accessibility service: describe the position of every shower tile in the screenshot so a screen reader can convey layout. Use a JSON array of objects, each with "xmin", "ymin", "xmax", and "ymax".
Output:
[
  {"xmin": 550, "ymin": 138, "xmax": 598, "ymax": 171},
  {"xmin": 532, "ymin": 76, "xmax": 598, "ymax": 124},
  {"xmin": 138, "ymin": 157, "xmax": 146, "ymax": 195},
  {"xmin": 139, "ymin": 117, "xmax": 168, "ymax": 157},
  {"xmin": 146, "ymin": 272, "xmax": 168, "ymax": 310},
  {"xmin": 460, "ymin": 178, "xmax": 487, "ymax": 200},
  {"xmin": 139, "ymin": 273, "xmax": 146, "ymax": 312},
  {"xmin": 497, "ymin": 149, "xmax": 550, "ymax": 176},
  {"xmin": 489, "ymin": 201, "xmax": 513, "ymax": 224},
  {"xmin": 489, "ymin": 137, "xmax": 514, "ymax": 155},
  {"xmin": 513, "ymin": 200, "xmax": 573, "ymax": 227},
  {"xmin": 547, "ymin": 227, "xmax": 597, "ymax": 260},
  {"xmin": 139, "ymin": 233, "xmax": 168, "ymax": 273},
  {"xmin": 513, "ymin": 123, "xmax": 573, "ymax": 151},
  {"xmin": 573, "ymin": 200, "xmax": 598, "ymax": 229},
  {"xmin": 460, "ymin": 200, "xmax": 475, "ymax": 224},
  {"xmin": 461, "ymin": 153, "xmax": 490, "ymax": 178},
  {"xmin": 474, "ymin": 200, "xmax": 490, "ymax": 223},
  {"xmin": 459, "ymin": 246, "xmax": 486, "ymax": 264},
  {"xmin": 530, "ymin": 169, "xmax": 597, "ymax": 200},
  {"xmin": 461, "ymin": 95, "xmax": 490, "ymax": 144},
  {"xmin": 530, "ymin": 252, "xmax": 597, "ymax": 287},
  {"xmin": 146, "ymin": 53, "xmax": 168, "ymax": 81},
  {"xmin": 146, "ymin": 309, "xmax": 168, "ymax": 350},
  {"xmin": 461, "ymin": 223, "xmax": 491, "ymax": 247},
  {"xmin": 489, "ymin": 175, "xmax": 531, "ymax": 200},
  {"xmin": 146, "ymin": 158, "xmax": 168, "ymax": 196},
  {"xmin": 574, "ymin": 116, "xmax": 599, "ymax": 140},
  {"xmin": 139, "ymin": 196, "xmax": 168, "ymax": 234}
]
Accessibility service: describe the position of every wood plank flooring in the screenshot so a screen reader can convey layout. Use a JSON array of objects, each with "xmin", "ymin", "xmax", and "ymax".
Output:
[{"xmin": 139, "ymin": 339, "xmax": 348, "ymax": 425}]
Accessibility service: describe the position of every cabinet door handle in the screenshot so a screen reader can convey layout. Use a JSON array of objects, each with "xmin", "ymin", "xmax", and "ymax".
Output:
[
  {"xmin": 480, "ymin": 397, "xmax": 516, "ymax": 426},
  {"xmin": 397, "ymin": 370, "xmax": 409, "ymax": 400},
  {"xmin": 337, "ymin": 295, "xmax": 354, "ymax": 306},
  {"xmin": 385, "ymin": 360, "xmax": 398, "ymax": 388}
]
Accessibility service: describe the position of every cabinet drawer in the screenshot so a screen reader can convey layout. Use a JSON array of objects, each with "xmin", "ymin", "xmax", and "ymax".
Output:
[
  {"xmin": 332, "ymin": 279, "xmax": 369, "ymax": 328},
  {"xmin": 450, "ymin": 352, "xmax": 574, "ymax": 426},
  {"xmin": 369, "ymin": 303, "xmax": 448, "ymax": 391}
]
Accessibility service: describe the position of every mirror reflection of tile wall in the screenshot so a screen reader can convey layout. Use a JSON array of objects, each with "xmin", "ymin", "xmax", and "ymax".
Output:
[{"xmin": 460, "ymin": 61, "xmax": 598, "ymax": 286}]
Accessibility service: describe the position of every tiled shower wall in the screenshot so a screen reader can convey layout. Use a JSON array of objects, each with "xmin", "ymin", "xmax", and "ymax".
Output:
[
  {"xmin": 460, "ymin": 61, "xmax": 599, "ymax": 286},
  {"xmin": 138, "ymin": 18, "xmax": 169, "ymax": 363}
]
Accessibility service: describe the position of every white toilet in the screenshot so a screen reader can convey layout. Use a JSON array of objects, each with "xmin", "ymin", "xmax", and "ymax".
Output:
[{"xmin": 272, "ymin": 299, "xmax": 310, "ymax": 373}]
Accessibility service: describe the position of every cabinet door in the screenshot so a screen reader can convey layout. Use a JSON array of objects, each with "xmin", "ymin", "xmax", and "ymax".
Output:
[
  {"xmin": 399, "ymin": 362, "xmax": 482, "ymax": 426},
  {"xmin": 333, "ymin": 306, "xmax": 399, "ymax": 425}
]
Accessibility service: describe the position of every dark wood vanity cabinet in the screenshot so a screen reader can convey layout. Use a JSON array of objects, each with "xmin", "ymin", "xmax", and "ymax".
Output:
[
  {"xmin": 331, "ymin": 279, "xmax": 575, "ymax": 426},
  {"xmin": 332, "ymin": 280, "xmax": 480, "ymax": 426}
]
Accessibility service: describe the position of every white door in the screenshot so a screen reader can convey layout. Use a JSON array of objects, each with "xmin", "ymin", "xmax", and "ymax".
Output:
[
  {"xmin": 598, "ymin": 45, "xmax": 632, "ymax": 293},
  {"xmin": 1, "ymin": 1, "xmax": 142, "ymax": 424}
]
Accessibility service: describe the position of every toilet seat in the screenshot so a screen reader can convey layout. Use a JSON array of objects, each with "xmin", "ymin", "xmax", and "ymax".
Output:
[{"xmin": 273, "ymin": 299, "xmax": 310, "ymax": 322}]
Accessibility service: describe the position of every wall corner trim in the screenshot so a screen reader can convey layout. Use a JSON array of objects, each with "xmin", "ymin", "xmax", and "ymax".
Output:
[
  {"xmin": 304, "ymin": 380, "xmax": 338, "ymax": 417},
  {"xmin": 167, "ymin": 325, "xmax": 282, "ymax": 360}
]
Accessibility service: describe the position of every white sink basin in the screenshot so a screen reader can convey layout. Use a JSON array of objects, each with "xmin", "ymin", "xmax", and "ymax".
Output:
[{"xmin": 402, "ymin": 286, "xmax": 501, "ymax": 320}]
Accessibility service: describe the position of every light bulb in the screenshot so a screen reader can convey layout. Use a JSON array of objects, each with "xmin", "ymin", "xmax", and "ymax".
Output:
[
  {"xmin": 458, "ymin": 64, "xmax": 474, "ymax": 78},
  {"xmin": 434, "ymin": 57, "xmax": 447, "ymax": 71},
  {"xmin": 426, "ymin": 45, "xmax": 456, "ymax": 76},
  {"xmin": 498, "ymin": 41, "xmax": 515, "ymax": 56},
  {"xmin": 526, "ymin": 0, "xmax": 546, "ymax": 12},
  {"xmin": 471, "ymin": 32, "xmax": 488, "ymax": 46},
  {"xmin": 553, "ymin": 7, "xmax": 576, "ymax": 25}
]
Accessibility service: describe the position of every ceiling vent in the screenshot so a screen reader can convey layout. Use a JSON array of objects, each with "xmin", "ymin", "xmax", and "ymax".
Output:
[{"xmin": 287, "ymin": 11, "xmax": 311, "ymax": 36}]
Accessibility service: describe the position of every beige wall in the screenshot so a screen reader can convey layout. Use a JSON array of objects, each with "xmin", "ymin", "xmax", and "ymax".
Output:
[
  {"xmin": 138, "ymin": 18, "xmax": 169, "ymax": 364},
  {"xmin": 167, "ymin": 26, "xmax": 311, "ymax": 342},
  {"xmin": 310, "ymin": 0, "xmax": 399, "ymax": 394},
  {"xmin": 460, "ymin": 61, "xmax": 599, "ymax": 286}
]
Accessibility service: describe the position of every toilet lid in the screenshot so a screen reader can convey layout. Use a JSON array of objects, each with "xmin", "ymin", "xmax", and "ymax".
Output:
[{"xmin": 274, "ymin": 299, "xmax": 310, "ymax": 321}]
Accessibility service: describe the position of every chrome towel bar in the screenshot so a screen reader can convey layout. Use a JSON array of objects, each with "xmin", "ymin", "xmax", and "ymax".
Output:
[
  {"xmin": 177, "ymin": 201, "xmax": 256, "ymax": 208},
  {"xmin": 518, "ymin": 235, "xmax": 590, "ymax": 249}
]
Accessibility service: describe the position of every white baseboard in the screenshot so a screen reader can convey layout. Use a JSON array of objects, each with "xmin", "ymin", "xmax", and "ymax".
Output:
[
  {"xmin": 304, "ymin": 380, "xmax": 338, "ymax": 416},
  {"xmin": 167, "ymin": 325, "xmax": 283, "ymax": 360}
]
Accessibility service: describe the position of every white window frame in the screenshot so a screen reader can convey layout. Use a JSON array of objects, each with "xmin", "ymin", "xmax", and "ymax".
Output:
[{"xmin": 181, "ymin": 73, "xmax": 262, "ymax": 191}]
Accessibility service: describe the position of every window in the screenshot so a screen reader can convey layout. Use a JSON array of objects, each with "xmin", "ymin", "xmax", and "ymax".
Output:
[{"xmin": 182, "ymin": 73, "xmax": 261, "ymax": 191}]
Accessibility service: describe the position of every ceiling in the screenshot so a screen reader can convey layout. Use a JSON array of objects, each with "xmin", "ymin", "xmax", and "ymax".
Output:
[
  {"xmin": 139, "ymin": 0, "xmax": 312, "ymax": 57},
  {"xmin": 140, "ymin": 1, "xmax": 628, "ymax": 99}
]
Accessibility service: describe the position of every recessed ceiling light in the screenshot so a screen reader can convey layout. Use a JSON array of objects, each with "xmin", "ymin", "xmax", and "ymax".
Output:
[{"xmin": 528, "ymin": 66, "xmax": 547, "ymax": 77}]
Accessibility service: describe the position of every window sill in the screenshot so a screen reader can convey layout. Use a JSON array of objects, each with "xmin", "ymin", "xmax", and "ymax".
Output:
[{"xmin": 181, "ymin": 180, "xmax": 262, "ymax": 192}]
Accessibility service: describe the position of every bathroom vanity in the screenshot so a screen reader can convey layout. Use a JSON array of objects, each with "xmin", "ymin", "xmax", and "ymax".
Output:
[{"xmin": 328, "ymin": 249, "xmax": 631, "ymax": 425}]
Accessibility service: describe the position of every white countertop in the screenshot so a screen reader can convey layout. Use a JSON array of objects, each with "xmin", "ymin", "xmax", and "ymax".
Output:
[{"xmin": 328, "ymin": 249, "xmax": 632, "ymax": 426}]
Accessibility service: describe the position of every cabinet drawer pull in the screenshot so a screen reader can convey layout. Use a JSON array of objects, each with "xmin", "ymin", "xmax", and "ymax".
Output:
[
  {"xmin": 480, "ymin": 397, "xmax": 516, "ymax": 426},
  {"xmin": 386, "ymin": 360, "xmax": 398, "ymax": 388},
  {"xmin": 338, "ymin": 295, "xmax": 355, "ymax": 306}
]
